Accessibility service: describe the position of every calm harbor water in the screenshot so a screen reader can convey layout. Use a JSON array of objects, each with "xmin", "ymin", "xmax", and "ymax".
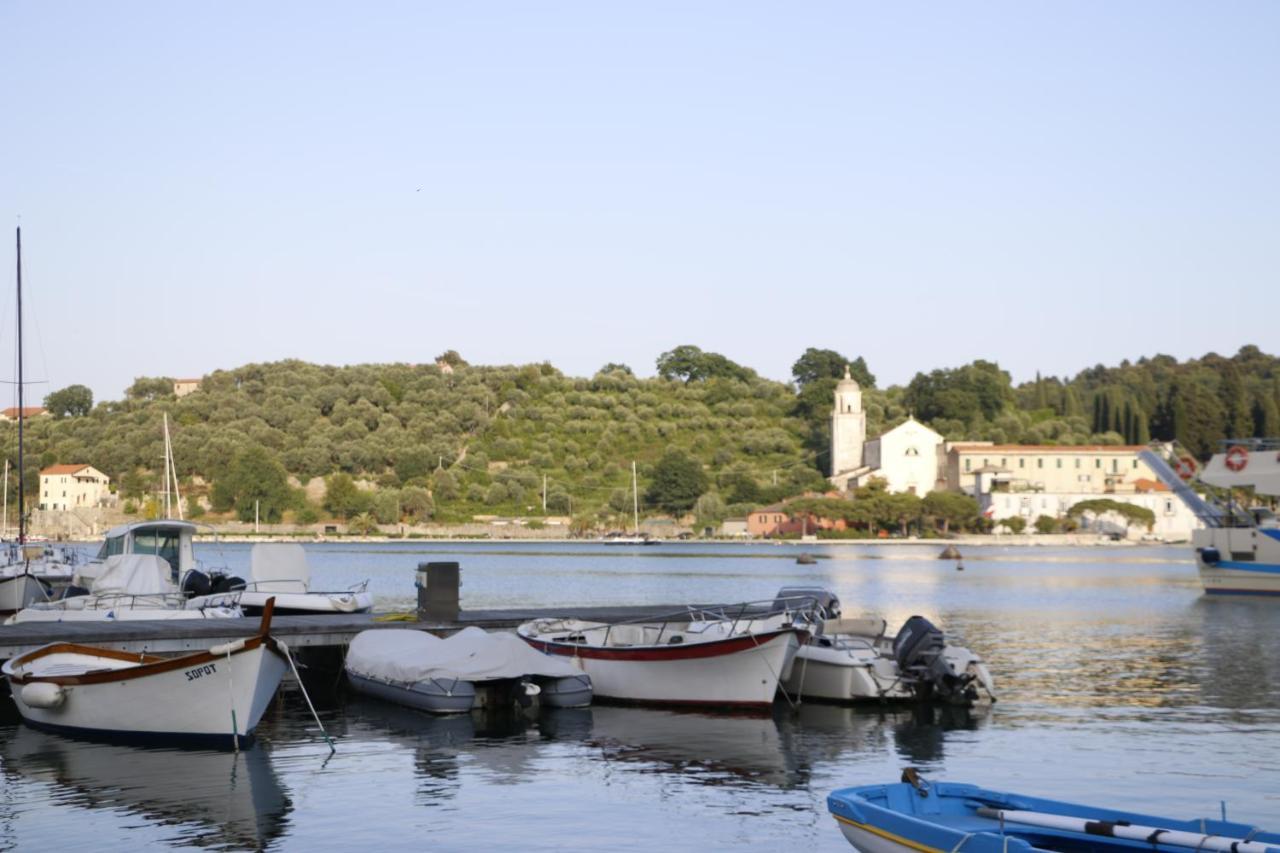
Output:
[{"xmin": 2, "ymin": 542, "xmax": 1277, "ymax": 851}]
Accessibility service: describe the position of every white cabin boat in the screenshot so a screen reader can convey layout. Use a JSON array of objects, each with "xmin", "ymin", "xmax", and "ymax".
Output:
[
  {"xmin": 0, "ymin": 543, "xmax": 82, "ymax": 613},
  {"xmin": 1192, "ymin": 440, "xmax": 1280, "ymax": 597},
  {"xmin": 2, "ymin": 601, "xmax": 287, "ymax": 747},
  {"xmin": 6, "ymin": 554, "xmax": 241, "ymax": 623},
  {"xmin": 517, "ymin": 601, "xmax": 812, "ymax": 709}
]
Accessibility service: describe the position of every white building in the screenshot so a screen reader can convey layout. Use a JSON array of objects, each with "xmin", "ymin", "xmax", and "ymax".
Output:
[
  {"xmin": 829, "ymin": 367, "xmax": 944, "ymax": 495},
  {"xmin": 984, "ymin": 489, "xmax": 1200, "ymax": 541},
  {"xmin": 172, "ymin": 378, "xmax": 201, "ymax": 398},
  {"xmin": 39, "ymin": 464, "xmax": 111, "ymax": 511}
]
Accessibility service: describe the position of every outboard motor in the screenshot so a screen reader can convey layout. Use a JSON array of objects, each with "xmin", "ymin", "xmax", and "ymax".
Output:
[
  {"xmin": 211, "ymin": 574, "xmax": 247, "ymax": 594},
  {"xmin": 893, "ymin": 616, "xmax": 974, "ymax": 704},
  {"xmin": 181, "ymin": 569, "xmax": 213, "ymax": 598}
]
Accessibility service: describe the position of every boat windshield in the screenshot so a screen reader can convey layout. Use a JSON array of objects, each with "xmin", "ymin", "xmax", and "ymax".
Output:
[
  {"xmin": 133, "ymin": 530, "xmax": 183, "ymax": 580},
  {"xmin": 96, "ymin": 535, "xmax": 126, "ymax": 561}
]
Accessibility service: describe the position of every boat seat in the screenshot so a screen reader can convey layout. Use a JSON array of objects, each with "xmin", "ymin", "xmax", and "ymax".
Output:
[{"xmin": 824, "ymin": 617, "xmax": 887, "ymax": 639}]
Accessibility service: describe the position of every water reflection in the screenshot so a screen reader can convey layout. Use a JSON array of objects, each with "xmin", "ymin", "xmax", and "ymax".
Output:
[{"xmin": 0, "ymin": 726, "xmax": 291, "ymax": 850}]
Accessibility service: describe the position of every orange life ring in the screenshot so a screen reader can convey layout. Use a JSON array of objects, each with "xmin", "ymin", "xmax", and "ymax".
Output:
[
  {"xmin": 1225, "ymin": 446, "xmax": 1248, "ymax": 472},
  {"xmin": 1175, "ymin": 457, "xmax": 1196, "ymax": 480}
]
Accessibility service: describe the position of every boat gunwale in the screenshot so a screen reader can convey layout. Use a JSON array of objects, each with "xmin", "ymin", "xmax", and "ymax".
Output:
[
  {"xmin": 3, "ymin": 635, "xmax": 281, "ymax": 686},
  {"xmin": 520, "ymin": 625, "xmax": 807, "ymax": 662}
]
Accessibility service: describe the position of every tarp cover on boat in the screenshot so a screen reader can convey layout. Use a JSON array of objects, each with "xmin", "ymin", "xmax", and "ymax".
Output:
[
  {"xmin": 346, "ymin": 627, "xmax": 583, "ymax": 684},
  {"xmin": 91, "ymin": 555, "xmax": 177, "ymax": 596},
  {"xmin": 1200, "ymin": 449, "xmax": 1280, "ymax": 495},
  {"xmin": 250, "ymin": 543, "xmax": 310, "ymax": 592}
]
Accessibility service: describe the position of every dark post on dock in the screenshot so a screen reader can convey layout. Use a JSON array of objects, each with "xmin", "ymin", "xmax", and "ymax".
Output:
[{"xmin": 417, "ymin": 561, "xmax": 460, "ymax": 622}]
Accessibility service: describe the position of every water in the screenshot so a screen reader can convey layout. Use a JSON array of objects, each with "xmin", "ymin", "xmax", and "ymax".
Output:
[{"xmin": 2, "ymin": 543, "xmax": 1277, "ymax": 851}]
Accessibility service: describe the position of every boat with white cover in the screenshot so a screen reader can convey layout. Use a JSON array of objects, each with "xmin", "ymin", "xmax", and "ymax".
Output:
[
  {"xmin": 516, "ymin": 600, "xmax": 814, "ymax": 709},
  {"xmin": 190, "ymin": 543, "xmax": 372, "ymax": 615},
  {"xmin": 345, "ymin": 626, "xmax": 592, "ymax": 713},
  {"xmin": 1189, "ymin": 439, "xmax": 1280, "ymax": 597},
  {"xmin": 827, "ymin": 773, "xmax": 1279, "ymax": 853},
  {"xmin": 6, "ymin": 554, "xmax": 241, "ymax": 623},
  {"xmin": 777, "ymin": 588, "xmax": 995, "ymax": 705},
  {"xmin": 2, "ymin": 600, "xmax": 288, "ymax": 747}
]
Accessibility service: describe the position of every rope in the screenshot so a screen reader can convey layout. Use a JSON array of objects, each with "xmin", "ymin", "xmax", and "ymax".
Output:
[
  {"xmin": 749, "ymin": 628, "xmax": 799, "ymax": 709},
  {"xmin": 225, "ymin": 646, "xmax": 239, "ymax": 752},
  {"xmin": 950, "ymin": 833, "xmax": 974, "ymax": 853},
  {"xmin": 279, "ymin": 640, "xmax": 336, "ymax": 754}
]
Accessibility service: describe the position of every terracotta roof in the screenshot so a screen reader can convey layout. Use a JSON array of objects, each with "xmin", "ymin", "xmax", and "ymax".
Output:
[
  {"xmin": 173, "ymin": 378, "xmax": 202, "ymax": 383},
  {"xmin": 1, "ymin": 406, "xmax": 47, "ymax": 417},
  {"xmin": 749, "ymin": 504, "xmax": 787, "ymax": 514},
  {"xmin": 41, "ymin": 464, "xmax": 91, "ymax": 475},
  {"xmin": 950, "ymin": 444, "xmax": 1147, "ymax": 453}
]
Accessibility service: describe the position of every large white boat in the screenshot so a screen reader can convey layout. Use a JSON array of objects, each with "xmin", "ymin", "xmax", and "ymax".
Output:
[
  {"xmin": 6, "ymin": 554, "xmax": 241, "ymax": 623},
  {"xmin": 516, "ymin": 601, "xmax": 814, "ymax": 709},
  {"xmin": 2, "ymin": 600, "xmax": 288, "ymax": 747},
  {"xmin": 1190, "ymin": 439, "xmax": 1280, "ymax": 597}
]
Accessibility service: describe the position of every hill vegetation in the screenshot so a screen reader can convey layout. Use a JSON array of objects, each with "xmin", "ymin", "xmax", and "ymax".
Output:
[{"xmin": 8, "ymin": 344, "xmax": 1277, "ymax": 529}]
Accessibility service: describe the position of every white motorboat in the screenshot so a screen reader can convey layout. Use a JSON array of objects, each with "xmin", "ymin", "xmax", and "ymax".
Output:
[
  {"xmin": 6, "ymin": 554, "xmax": 241, "ymax": 623},
  {"xmin": 777, "ymin": 588, "xmax": 995, "ymax": 705},
  {"xmin": 190, "ymin": 543, "xmax": 372, "ymax": 615},
  {"xmin": 345, "ymin": 626, "xmax": 593, "ymax": 714},
  {"xmin": 517, "ymin": 601, "xmax": 813, "ymax": 709},
  {"xmin": 2, "ymin": 600, "xmax": 288, "ymax": 747},
  {"xmin": 1190, "ymin": 439, "xmax": 1280, "ymax": 597}
]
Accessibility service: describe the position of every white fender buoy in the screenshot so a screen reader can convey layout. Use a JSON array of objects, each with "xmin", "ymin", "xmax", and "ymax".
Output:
[
  {"xmin": 21, "ymin": 682, "xmax": 67, "ymax": 710},
  {"xmin": 209, "ymin": 639, "xmax": 247, "ymax": 656}
]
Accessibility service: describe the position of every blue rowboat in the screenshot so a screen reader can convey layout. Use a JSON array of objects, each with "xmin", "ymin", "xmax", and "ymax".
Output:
[{"xmin": 828, "ymin": 775, "xmax": 1279, "ymax": 853}]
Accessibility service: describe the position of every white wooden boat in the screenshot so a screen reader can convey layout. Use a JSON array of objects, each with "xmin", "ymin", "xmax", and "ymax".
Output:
[
  {"xmin": 828, "ymin": 775, "xmax": 1279, "ymax": 853},
  {"xmin": 6, "ymin": 554, "xmax": 241, "ymax": 623},
  {"xmin": 192, "ymin": 543, "xmax": 372, "ymax": 615},
  {"xmin": 346, "ymin": 626, "xmax": 592, "ymax": 713},
  {"xmin": 2, "ymin": 600, "xmax": 287, "ymax": 747},
  {"xmin": 517, "ymin": 601, "xmax": 811, "ymax": 709}
]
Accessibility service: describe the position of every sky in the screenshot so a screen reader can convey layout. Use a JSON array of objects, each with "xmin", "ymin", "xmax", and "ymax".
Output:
[{"xmin": 1, "ymin": 2, "xmax": 1277, "ymax": 404}]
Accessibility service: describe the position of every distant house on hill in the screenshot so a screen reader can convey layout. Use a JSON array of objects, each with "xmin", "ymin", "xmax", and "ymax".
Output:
[
  {"xmin": 172, "ymin": 378, "xmax": 202, "ymax": 397},
  {"xmin": 39, "ymin": 464, "xmax": 111, "ymax": 511},
  {"xmin": 0, "ymin": 406, "xmax": 48, "ymax": 422},
  {"xmin": 435, "ymin": 360, "xmax": 455, "ymax": 375}
]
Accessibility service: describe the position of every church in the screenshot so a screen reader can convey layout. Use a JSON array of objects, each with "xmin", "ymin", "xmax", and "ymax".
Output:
[{"xmin": 828, "ymin": 366, "xmax": 944, "ymax": 495}]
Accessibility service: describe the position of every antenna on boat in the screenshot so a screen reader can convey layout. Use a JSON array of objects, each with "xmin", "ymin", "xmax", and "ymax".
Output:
[{"xmin": 15, "ymin": 228, "xmax": 24, "ymax": 547}]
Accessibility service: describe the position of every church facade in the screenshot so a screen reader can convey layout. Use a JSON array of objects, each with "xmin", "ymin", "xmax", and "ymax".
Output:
[{"xmin": 828, "ymin": 367, "xmax": 945, "ymax": 495}]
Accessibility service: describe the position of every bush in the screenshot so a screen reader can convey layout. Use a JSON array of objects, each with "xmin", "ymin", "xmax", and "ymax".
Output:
[
  {"xmin": 1034, "ymin": 514, "xmax": 1057, "ymax": 534},
  {"xmin": 999, "ymin": 516, "xmax": 1027, "ymax": 534}
]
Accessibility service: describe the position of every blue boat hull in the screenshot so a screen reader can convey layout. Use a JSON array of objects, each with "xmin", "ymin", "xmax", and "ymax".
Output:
[{"xmin": 828, "ymin": 782, "xmax": 1279, "ymax": 853}]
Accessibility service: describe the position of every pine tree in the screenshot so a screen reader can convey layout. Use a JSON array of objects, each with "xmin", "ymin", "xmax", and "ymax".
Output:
[{"xmin": 1220, "ymin": 364, "xmax": 1252, "ymax": 439}]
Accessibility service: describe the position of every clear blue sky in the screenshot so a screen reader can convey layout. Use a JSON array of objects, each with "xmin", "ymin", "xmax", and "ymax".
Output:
[{"xmin": 2, "ymin": 2, "xmax": 1277, "ymax": 403}]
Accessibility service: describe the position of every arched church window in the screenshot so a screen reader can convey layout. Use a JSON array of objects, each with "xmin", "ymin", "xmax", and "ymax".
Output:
[{"xmin": 905, "ymin": 447, "xmax": 919, "ymax": 457}]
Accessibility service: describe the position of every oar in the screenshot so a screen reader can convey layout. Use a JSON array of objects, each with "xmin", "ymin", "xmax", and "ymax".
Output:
[{"xmin": 975, "ymin": 808, "xmax": 1275, "ymax": 853}]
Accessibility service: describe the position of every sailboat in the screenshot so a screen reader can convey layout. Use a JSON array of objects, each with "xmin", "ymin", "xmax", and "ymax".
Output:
[
  {"xmin": 601, "ymin": 461, "xmax": 660, "ymax": 545},
  {"xmin": 0, "ymin": 228, "xmax": 80, "ymax": 612}
]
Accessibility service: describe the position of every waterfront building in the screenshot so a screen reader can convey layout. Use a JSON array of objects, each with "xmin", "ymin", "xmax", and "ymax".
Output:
[
  {"xmin": 0, "ymin": 406, "xmax": 48, "ymax": 421},
  {"xmin": 172, "ymin": 378, "xmax": 202, "ymax": 397},
  {"xmin": 747, "ymin": 505, "xmax": 789, "ymax": 537},
  {"xmin": 38, "ymin": 464, "xmax": 111, "ymax": 511}
]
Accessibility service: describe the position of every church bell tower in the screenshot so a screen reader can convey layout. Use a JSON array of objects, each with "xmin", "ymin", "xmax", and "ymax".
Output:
[{"xmin": 830, "ymin": 365, "xmax": 865, "ymax": 482}]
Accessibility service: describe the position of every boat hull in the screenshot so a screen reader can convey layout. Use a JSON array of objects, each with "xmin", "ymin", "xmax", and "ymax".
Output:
[
  {"xmin": 1193, "ymin": 528, "xmax": 1280, "ymax": 596},
  {"xmin": 0, "ymin": 573, "xmax": 49, "ymax": 613},
  {"xmin": 5, "ymin": 643, "xmax": 287, "ymax": 747},
  {"xmin": 784, "ymin": 646, "xmax": 911, "ymax": 702},
  {"xmin": 523, "ymin": 628, "xmax": 802, "ymax": 708}
]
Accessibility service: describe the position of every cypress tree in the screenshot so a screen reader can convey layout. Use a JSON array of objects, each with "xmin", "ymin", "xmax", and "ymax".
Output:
[
  {"xmin": 1063, "ymin": 386, "xmax": 1083, "ymax": 418},
  {"xmin": 1220, "ymin": 364, "xmax": 1252, "ymax": 439},
  {"xmin": 1134, "ymin": 408, "xmax": 1151, "ymax": 444},
  {"xmin": 1034, "ymin": 372, "xmax": 1049, "ymax": 410},
  {"xmin": 1122, "ymin": 400, "xmax": 1134, "ymax": 443}
]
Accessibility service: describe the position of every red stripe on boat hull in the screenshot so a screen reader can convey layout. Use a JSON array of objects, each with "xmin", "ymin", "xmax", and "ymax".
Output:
[{"xmin": 521, "ymin": 628, "xmax": 806, "ymax": 661}]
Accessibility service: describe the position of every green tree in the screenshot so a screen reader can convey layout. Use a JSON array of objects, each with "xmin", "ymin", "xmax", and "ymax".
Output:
[
  {"xmin": 435, "ymin": 350, "xmax": 467, "ymax": 368},
  {"xmin": 44, "ymin": 384, "xmax": 94, "ymax": 418},
  {"xmin": 655, "ymin": 345, "xmax": 753, "ymax": 384},
  {"xmin": 1000, "ymin": 516, "xmax": 1027, "ymax": 534},
  {"xmin": 324, "ymin": 472, "xmax": 370, "ymax": 519},
  {"xmin": 125, "ymin": 376, "xmax": 174, "ymax": 401},
  {"xmin": 1034, "ymin": 514, "xmax": 1058, "ymax": 534},
  {"xmin": 372, "ymin": 490, "xmax": 401, "ymax": 524},
  {"xmin": 903, "ymin": 360, "xmax": 1013, "ymax": 423},
  {"xmin": 598, "ymin": 362, "xmax": 633, "ymax": 376},
  {"xmin": 400, "ymin": 486, "xmax": 434, "ymax": 521},
  {"xmin": 791, "ymin": 348, "xmax": 875, "ymax": 389},
  {"xmin": 921, "ymin": 490, "xmax": 979, "ymax": 534},
  {"xmin": 348, "ymin": 512, "xmax": 379, "ymax": 534},
  {"xmin": 210, "ymin": 446, "xmax": 292, "ymax": 523},
  {"xmin": 645, "ymin": 450, "xmax": 709, "ymax": 514}
]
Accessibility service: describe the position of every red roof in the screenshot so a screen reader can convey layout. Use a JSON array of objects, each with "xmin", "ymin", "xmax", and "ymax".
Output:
[
  {"xmin": 41, "ymin": 464, "xmax": 92, "ymax": 475},
  {"xmin": 2, "ymin": 406, "xmax": 46, "ymax": 418}
]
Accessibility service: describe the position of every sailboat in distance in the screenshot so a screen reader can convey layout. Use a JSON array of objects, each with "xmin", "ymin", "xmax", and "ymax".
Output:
[
  {"xmin": 601, "ymin": 461, "xmax": 660, "ymax": 545},
  {"xmin": 0, "ymin": 228, "xmax": 80, "ymax": 612}
]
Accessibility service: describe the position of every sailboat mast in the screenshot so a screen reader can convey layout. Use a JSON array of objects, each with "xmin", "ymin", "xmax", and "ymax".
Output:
[
  {"xmin": 632, "ymin": 460, "xmax": 639, "ymax": 534},
  {"xmin": 15, "ymin": 228, "xmax": 24, "ymax": 545}
]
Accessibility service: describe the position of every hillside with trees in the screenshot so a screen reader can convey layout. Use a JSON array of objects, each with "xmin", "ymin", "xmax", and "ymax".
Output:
[{"xmin": 8, "ymin": 344, "xmax": 1277, "ymax": 530}]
